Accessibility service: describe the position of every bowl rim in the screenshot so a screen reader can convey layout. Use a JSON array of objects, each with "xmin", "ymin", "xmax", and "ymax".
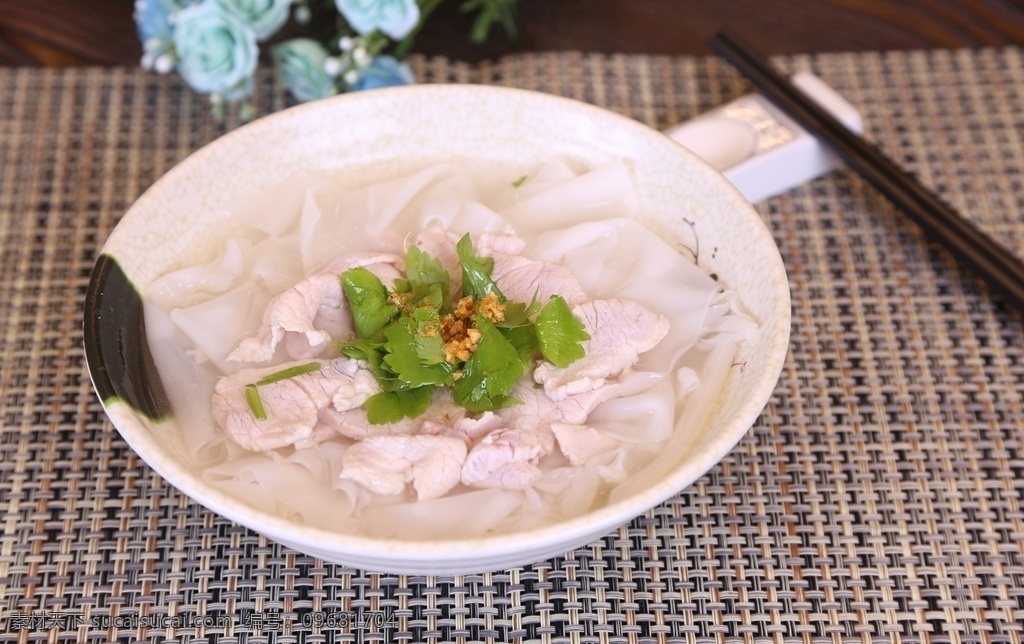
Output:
[{"xmin": 85, "ymin": 83, "xmax": 792, "ymax": 562}]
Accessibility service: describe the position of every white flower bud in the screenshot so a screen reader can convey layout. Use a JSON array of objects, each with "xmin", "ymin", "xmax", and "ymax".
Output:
[
  {"xmin": 343, "ymin": 69, "xmax": 359, "ymax": 85},
  {"xmin": 153, "ymin": 54, "xmax": 175, "ymax": 75},
  {"xmin": 353, "ymin": 47, "xmax": 370, "ymax": 67},
  {"xmin": 294, "ymin": 5, "xmax": 311, "ymax": 24},
  {"xmin": 323, "ymin": 57, "xmax": 342, "ymax": 77},
  {"xmin": 339, "ymin": 36, "xmax": 355, "ymax": 51}
]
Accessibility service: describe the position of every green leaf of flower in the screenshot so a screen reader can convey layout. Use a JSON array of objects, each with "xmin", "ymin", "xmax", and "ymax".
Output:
[
  {"xmin": 364, "ymin": 386, "xmax": 434, "ymax": 424},
  {"xmin": 461, "ymin": 0, "xmax": 518, "ymax": 44},
  {"xmin": 341, "ymin": 267, "xmax": 399, "ymax": 338},
  {"xmin": 535, "ymin": 295, "xmax": 590, "ymax": 368}
]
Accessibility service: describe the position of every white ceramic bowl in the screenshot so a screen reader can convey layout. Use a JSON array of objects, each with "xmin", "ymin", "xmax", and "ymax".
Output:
[{"xmin": 84, "ymin": 84, "xmax": 790, "ymax": 575}]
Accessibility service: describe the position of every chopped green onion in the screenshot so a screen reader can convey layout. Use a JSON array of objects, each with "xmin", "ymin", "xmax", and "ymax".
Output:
[
  {"xmin": 255, "ymin": 362, "xmax": 322, "ymax": 386},
  {"xmin": 246, "ymin": 362, "xmax": 321, "ymax": 420},
  {"xmin": 245, "ymin": 385, "xmax": 267, "ymax": 421}
]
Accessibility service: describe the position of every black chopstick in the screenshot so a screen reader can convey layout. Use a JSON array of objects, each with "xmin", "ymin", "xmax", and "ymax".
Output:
[{"xmin": 707, "ymin": 30, "xmax": 1024, "ymax": 314}]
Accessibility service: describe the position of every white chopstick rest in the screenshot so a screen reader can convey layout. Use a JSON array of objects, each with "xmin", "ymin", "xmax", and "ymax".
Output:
[{"xmin": 665, "ymin": 72, "xmax": 863, "ymax": 203}]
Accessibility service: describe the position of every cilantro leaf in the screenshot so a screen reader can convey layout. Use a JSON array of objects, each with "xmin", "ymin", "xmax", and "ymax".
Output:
[
  {"xmin": 460, "ymin": 394, "xmax": 521, "ymax": 414},
  {"xmin": 497, "ymin": 298, "xmax": 541, "ymax": 328},
  {"xmin": 500, "ymin": 325, "xmax": 538, "ymax": 363},
  {"xmin": 456, "ymin": 233, "xmax": 504, "ymax": 301},
  {"xmin": 338, "ymin": 236, "xmax": 591, "ymax": 424},
  {"xmin": 335, "ymin": 339, "xmax": 378, "ymax": 361},
  {"xmin": 453, "ymin": 317, "xmax": 526, "ymax": 409},
  {"xmin": 336, "ymin": 339, "xmax": 396, "ymax": 389},
  {"xmin": 535, "ymin": 295, "xmax": 590, "ymax": 368},
  {"xmin": 341, "ymin": 268, "xmax": 398, "ymax": 338},
  {"xmin": 382, "ymin": 318, "xmax": 452, "ymax": 388},
  {"xmin": 364, "ymin": 386, "xmax": 434, "ymax": 424},
  {"xmin": 405, "ymin": 246, "xmax": 450, "ymax": 305},
  {"xmin": 411, "ymin": 308, "xmax": 446, "ymax": 365}
]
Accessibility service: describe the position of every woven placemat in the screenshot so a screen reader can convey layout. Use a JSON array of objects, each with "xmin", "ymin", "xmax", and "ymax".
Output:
[{"xmin": 1, "ymin": 48, "xmax": 1022, "ymax": 643}]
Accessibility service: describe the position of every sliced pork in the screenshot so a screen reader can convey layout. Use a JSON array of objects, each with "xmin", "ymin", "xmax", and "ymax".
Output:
[
  {"xmin": 456, "ymin": 379, "xmax": 621, "ymax": 490},
  {"xmin": 501, "ymin": 376, "xmax": 621, "ymax": 430},
  {"xmin": 460, "ymin": 427, "xmax": 548, "ymax": 489},
  {"xmin": 319, "ymin": 389, "xmax": 466, "ymax": 441},
  {"xmin": 212, "ymin": 358, "xmax": 378, "ymax": 451},
  {"xmin": 476, "ymin": 231, "xmax": 527, "ymax": 256},
  {"xmin": 339, "ymin": 434, "xmax": 468, "ymax": 500},
  {"xmin": 228, "ymin": 253, "xmax": 403, "ymax": 363},
  {"xmin": 534, "ymin": 298, "xmax": 669, "ymax": 400},
  {"xmin": 421, "ymin": 410, "xmax": 504, "ymax": 444},
  {"xmin": 490, "ymin": 252, "xmax": 587, "ymax": 306}
]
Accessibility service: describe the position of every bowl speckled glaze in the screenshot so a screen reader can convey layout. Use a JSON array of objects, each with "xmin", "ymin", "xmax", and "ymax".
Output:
[{"xmin": 84, "ymin": 84, "xmax": 791, "ymax": 575}]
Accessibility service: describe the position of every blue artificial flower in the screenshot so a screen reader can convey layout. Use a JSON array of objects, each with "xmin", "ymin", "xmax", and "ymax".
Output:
[
  {"xmin": 135, "ymin": 0, "xmax": 202, "ymax": 71},
  {"xmin": 271, "ymin": 39, "xmax": 338, "ymax": 102},
  {"xmin": 215, "ymin": 0, "xmax": 293, "ymax": 41},
  {"xmin": 134, "ymin": 0, "xmax": 186, "ymax": 42},
  {"xmin": 173, "ymin": 2, "xmax": 260, "ymax": 97},
  {"xmin": 349, "ymin": 55, "xmax": 415, "ymax": 91},
  {"xmin": 334, "ymin": 0, "xmax": 420, "ymax": 40}
]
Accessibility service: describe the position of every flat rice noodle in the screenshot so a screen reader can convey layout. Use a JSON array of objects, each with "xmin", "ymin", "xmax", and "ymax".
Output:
[
  {"xmin": 500, "ymin": 161, "xmax": 637, "ymax": 232},
  {"xmin": 512, "ymin": 159, "xmax": 580, "ymax": 199},
  {"xmin": 485, "ymin": 158, "xmax": 578, "ymax": 212},
  {"xmin": 299, "ymin": 185, "xmax": 394, "ymax": 274},
  {"xmin": 231, "ymin": 169, "xmax": 331, "ymax": 237},
  {"xmin": 585, "ymin": 377, "xmax": 676, "ymax": 444},
  {"xmin": 528, "ymin": 217, "xmax": 719, "ymax": 373},
  {"xmin": 249, "ymin": 234, "xmax": 307, "ymax": 296},
  {"xmin": 148, "ymin": 237, "xmax": 251, "ymax": 309},
  {"xmin": 169, "ymin": 285, "xmax": 267, "ymax": 373},
  {"xmin": 555, "ymin": 466, "xmax": 604, "ymax": 519},
  {"xmin": 607, "ymin": 340, "xmax": 740, "ymax": 505},
  {"xmin": 144, "ymin": 300, "xmax": 225, "ymax": 462},
  {"xmin": 697, "ymin": 290, "xmax": 759, "ymax": 347},
  {"xmin": 204, "ymin": 445, "xmax": 359, "ymax": 531},
  {"xmin": 363, "ymin": 164, "xmax": 480, "ymax": 236},
  {"xmin": 515, "ymin": 462, "xmax": 606, "ymax": 527},
  {"xmin": 357, "ymin": 488, "xmax": 523, "ymax": 540},
  {"xmin": 299, "ymin": 164, "xmax": 480, "ymax": 272},
  {"xmin": 593, "ymin": 448, "xmax": 628, "ymax": 482},
  {"xmin": 419, "ymin": 198, "xmax": 510, "ymax": 237}
]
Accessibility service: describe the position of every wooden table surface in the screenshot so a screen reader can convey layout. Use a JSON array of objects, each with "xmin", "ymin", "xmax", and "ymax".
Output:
[{"xmin": 1, "ymin": 0, "xmax": 1021, "ymax": 67}]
